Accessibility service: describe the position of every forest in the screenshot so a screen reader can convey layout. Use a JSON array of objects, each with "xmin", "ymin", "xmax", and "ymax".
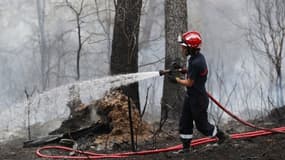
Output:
[{"xmin": 0, "ymin": 0, "xmax": 284, "ymax": 159}]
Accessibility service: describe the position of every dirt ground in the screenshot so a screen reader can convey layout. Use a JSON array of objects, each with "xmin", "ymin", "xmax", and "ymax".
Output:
[
  {"xmin": 1, "ymin": 121, "xmax": 285, "ymax": 160},
  {"xmin": 122, "ymin": 134, "xmax": 285, "ymax": 160},
  {"xmin": 1, "ymin": 92, "xmax": 285, "ymax": 160}
]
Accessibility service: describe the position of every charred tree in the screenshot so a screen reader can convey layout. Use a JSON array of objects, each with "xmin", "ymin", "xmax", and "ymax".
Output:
[
  {"xmin": 162, "ymin": 0, "xmax": 188, "ymax": 120},
  {"xmin": 110, "ymin": 0, "xmax": 142, "ymax": 111}
]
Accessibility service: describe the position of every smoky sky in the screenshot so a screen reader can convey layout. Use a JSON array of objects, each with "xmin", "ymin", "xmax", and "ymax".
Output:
[{"xmin": 0, "ymin": 0, "xmax": 283, "ymax": 119}]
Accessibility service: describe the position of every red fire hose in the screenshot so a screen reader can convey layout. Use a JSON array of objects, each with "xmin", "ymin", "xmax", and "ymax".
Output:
[
  {"xmin": 207, "ymin": 92, "xmax": 285, "ymax": 134},
  {"xmin": 36, "ymin": 127, "xmax": 285, "ymax": 159},
  {"xmin": 36, "ymin": 92, "xmax": 285, "ymax": 159}
]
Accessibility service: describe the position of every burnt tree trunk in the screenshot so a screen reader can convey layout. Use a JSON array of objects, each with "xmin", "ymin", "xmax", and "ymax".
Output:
[
  {"xmin": 162, "ymin": 0, "xmax": 188, "ymax": 120},
  {"xmin": 111, "ymin": 0, "xmax": 142, "ymax": 111}
]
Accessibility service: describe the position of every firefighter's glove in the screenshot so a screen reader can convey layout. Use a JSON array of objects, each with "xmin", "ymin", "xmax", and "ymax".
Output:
[
  {"xmin": 159, "ymin": 70, "xmax": 164, "ymax": 76},
  {"xmin": 172, "ymin": 62, "xmax": 182, "ymax": 70},
  {"xmin": 167, "ymin": 75, "xmax": 178, "ymax": 83},
  {"xmin": 178, "ymin": 68, "xmax": 187, "ymax": 74},
  {"xmin": 172, "ymin": 62, "xmax": 187, "ymax": 74},
  {"xmin": 159, "ymin": 70, "xmax": 172, "ymax": 76}
]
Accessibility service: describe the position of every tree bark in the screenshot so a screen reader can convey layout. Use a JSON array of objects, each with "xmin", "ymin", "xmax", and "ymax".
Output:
[
  {"xmin": 162, "ymin": 0, "xmax": 188, "ymax": 120},
  {"xmin": 111, "ymin": 0, "xmax": 142, "ymax": 111}
]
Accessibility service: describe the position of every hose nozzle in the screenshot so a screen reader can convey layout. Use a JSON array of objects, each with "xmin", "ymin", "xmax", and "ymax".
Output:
[{"xmin": 159, "ymin": 69, "xmax": 171, "ymax": 76}]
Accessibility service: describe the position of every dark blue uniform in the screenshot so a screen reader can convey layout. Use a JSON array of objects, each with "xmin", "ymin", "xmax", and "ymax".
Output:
[
  {"xmin": 187, "ymin": 53, "xmax": 208, "ymax": 95},
  {"xmin": 179, "ymin": 52, "xmax": 217, "ymax": 145}
]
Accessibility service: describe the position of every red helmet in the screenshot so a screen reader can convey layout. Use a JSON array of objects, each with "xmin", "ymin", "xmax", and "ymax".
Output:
[{"xmin": 178, "ymin": 31, "xmax": 202, "ymax": 48}]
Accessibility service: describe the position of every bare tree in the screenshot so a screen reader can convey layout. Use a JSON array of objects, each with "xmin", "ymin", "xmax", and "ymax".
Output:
[
  {"xmin": 162, "ymin": 0, "xmax": 187, "ymax": 120},
  {"xmin": 24, "ymin": 88, "xmax": 36, "ymax": 140},
  {"xmin": 64, "ymin": 0, "xmax": 86, "ymax": 81},
  {"xmin": 93, "ymin": 0, "xmax": 114, "ymax": 67},
  {"xmin": 139, "ymin": 0, "xmax": 164, "ymax": 51},
  {"xmin": 247, "ymin": 0, "xmax": 285, "ymax": 106},
  {"xmin": 36, "ymin": 0, "xmax": 49, "ymax": 90},
  {"xmin": 50, "ymin": 30, "xmax": 72, "ymax": 86},
  {"xmin": 111, "ymin": 0, "xmax": 142, "ymax": 110}
]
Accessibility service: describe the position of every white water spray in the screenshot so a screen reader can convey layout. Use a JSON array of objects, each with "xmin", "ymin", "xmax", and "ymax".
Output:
[{"xmin": 0, "ymin": 72, "xmax": 160, "ymax": 142}]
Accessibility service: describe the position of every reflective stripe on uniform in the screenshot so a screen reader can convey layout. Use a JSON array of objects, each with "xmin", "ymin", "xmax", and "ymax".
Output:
[
  {"xmin": 180, "ymin": 134, "xmax": 193, "ymax": 139},
  {"xmin": 212, "ymin": 126, "xmax": 217, "ymax": 137}
]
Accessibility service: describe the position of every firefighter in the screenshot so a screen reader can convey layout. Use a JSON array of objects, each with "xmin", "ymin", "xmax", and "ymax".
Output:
[{"xmin": 166, "ymin": 31, "xmax": 228, "ymax": 154}]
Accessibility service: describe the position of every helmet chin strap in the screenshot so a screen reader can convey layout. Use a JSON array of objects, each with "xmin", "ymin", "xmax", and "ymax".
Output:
[{"xmin": 187, "ymin": 47, "xmax": 200, "ymax": 56}]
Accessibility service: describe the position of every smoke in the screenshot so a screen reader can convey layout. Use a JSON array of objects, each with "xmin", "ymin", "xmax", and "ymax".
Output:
[{"xmin": 0, "ymin": 72, "xmax": 160, "ymax": 141}]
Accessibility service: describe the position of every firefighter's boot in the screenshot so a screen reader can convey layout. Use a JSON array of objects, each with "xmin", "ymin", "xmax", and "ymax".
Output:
[
  {"xmin": 173, "ymin": 138, "xmax": 191, "ymax": 154},
  {"xmin": 216, "ymin": 128, "xmax": 230, "ymax": 144}
]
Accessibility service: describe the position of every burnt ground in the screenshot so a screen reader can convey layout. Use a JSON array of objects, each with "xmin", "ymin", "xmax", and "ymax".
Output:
[
  {"xmin": 122, "ymin": 135, "xmax": 285, "ymax": 160},
  {"xmin": 1, "ymin": 92, "xmax": 285, "ymax": 160},
  {"xmin": 1, "ymin": 121, "xmax": 285, "ymax": 160}
]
